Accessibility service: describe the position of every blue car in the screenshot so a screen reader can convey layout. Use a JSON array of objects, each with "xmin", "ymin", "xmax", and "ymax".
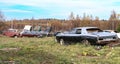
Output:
[{"xmin": 55, "ymin": 27, "xmax": 118, "ymax": 45}]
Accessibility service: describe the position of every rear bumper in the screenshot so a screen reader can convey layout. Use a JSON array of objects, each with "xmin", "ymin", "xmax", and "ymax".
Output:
[{"xmin": 97, "ymin": 39, "xmax": 118, "ymax": 44}]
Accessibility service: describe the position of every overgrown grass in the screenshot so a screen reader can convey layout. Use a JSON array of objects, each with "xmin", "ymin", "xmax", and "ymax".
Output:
[{"xmin": 0, "ymin": 36, "xmax": 120, "ymax": 64}]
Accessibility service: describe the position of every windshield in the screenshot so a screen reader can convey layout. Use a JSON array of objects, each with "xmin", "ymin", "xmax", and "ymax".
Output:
[
  {"xmin": 69, "ymin": 28, "xmax": 76, "ymax": 34},
  {"xmin": 87, "ymin": 28, "xmax": 102, "ymax": 33}
]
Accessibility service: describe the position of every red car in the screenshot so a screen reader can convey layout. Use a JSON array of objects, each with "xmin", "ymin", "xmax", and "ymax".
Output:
[{"xmin": 3, "ymin": 29, "xmax": 19, "ymax": 38}]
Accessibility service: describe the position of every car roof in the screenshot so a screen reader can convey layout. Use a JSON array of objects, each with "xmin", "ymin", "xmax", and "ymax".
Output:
[
  {"xmin": 8, "ymin": 28, "xmax": 17, "ymax": 30},
  {"xmin": 103, "ymin": 30, "xmax": 114, "ymax": 31},
  {"xmin": 74, "ymin": 27, "xmax": 98, "ymax": 29}
]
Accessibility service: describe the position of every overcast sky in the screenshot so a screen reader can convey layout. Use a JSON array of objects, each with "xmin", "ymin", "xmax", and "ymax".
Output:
[{"xmin": 0, "ymin": 0, "xmax": 120, "ymax": 20}]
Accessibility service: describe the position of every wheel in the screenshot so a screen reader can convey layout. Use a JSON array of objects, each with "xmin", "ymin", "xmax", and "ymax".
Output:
[
  {"xmin": 14, "ymin": 35, "xmax": 18, "ymax": 38},
  {"xmin": 55, "ymin": 37, "xmax": 59, "ymax": 43},
  {"xmin": 81, "ymin": 39, "xmax": 91, "ymax": 46},
  {"xmin": 37, "ymin": 35, "xmax": 43, "ymax": 38},
  {"xmin": 60, "ymin": 39, "xmax": 66, "ymax": 45}
]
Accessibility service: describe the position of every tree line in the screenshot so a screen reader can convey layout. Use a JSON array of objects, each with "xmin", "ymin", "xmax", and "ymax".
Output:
[{"xmin": 0, "ymin": 10, "xmax": 120, "ymax": 33}]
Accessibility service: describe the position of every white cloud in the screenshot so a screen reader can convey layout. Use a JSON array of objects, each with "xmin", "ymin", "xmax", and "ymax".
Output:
[
  {"xmin": 1, "ymin": 0, "xmax": 120, "ymax": 9},
  {"xmin": 1, "ymin": 0, "xmax": 120, "ymax": 19},
  {"xmin": 3, "ymin": 9, "xmax": 33, "ymax": 13},
  {"xmin": 0, "ymin": 0, "xmax": 111, "ymax": 7}
]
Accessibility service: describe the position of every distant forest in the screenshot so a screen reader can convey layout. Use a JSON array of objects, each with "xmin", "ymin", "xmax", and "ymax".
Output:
[{"xmin": 0, "ymin": 10, "xmax": 120, "ymax": 32}]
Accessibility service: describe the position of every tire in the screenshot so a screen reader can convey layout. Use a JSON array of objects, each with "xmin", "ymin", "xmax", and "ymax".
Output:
[
  {"xmin": 81, "ymin": 39, "xmax": 91, "ymax": 46},
  {"xmin": 60, "ymin": 39, "xmax": 66, "ymax": 45},
  {"xmin": 37, "ymin": 35, "xmax": 43, "ymax": 38},
  {"xmin": 14, "ymin": 35, "xmax": 18, "ymax": 38},
  {"xmin": 55, "ymin": 38, "xmax": 59, "ymax": 43}
]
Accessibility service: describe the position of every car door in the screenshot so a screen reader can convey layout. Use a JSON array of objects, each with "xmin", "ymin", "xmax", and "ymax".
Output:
[
  {"xmin": 65, "ymin": 29, "xmax": 82, "ymax": 42},
  {"xmin": 74, "ymin": 29, "xmax": 82, "ymax": 42}
]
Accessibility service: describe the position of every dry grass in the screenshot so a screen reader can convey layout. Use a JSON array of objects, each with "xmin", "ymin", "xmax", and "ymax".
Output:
[{"xmin": 0, "ymin": 36, "xmax": 120, "ymax": 64}]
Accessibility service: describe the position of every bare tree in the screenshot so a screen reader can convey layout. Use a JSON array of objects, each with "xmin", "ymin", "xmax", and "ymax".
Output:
[
  {"xmin": 69, "ymin": 12, "xmax": 75, "ymax": 20},
  {"xmin": 0, "ymin": 10, "xmax": 7, "ymax": 33},
  {"xmin": 0, "ymin": 10, "xmax": 5, "ymax": 22},
  {"xmin": 109, "ymin": 10, "xmax": 117, "ymax": 30}
]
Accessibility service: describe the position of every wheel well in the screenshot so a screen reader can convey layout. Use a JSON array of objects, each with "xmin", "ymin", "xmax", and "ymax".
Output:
[
  {"xmin": 54, "ymin": 32, "xmax": 61, "ymax": 36},
  {"xmin": 57, "ymin": 37, "xmax": 62, "ymax": 43}
]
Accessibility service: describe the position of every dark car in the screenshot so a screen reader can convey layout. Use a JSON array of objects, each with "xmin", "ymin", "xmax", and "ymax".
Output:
[{"xmin": 55, "ymin": 27, "xmax": 118, "ymax": 45}]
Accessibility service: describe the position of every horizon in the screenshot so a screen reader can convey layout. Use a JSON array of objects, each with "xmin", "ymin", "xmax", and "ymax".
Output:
[{"xmin": 0, "ymin": 0, "xmax": 120, "ymax": 20}]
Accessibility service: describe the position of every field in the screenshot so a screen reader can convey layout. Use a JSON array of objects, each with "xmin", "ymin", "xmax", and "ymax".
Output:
[{"xmin": 0, "ymin": 36, "xmax": 120, "ymax": 64}]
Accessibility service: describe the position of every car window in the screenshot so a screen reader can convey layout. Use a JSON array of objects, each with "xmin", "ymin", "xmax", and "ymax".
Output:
[
  {"xmin": 9, "ymin": 29, "xmax": 17, "ymax": 32},
  {"xmin": 69, "ymin": 29, "xmax": 76, "ymax": 34},
  {"xmin": 87, "ymin": 28, "xmax": 102, "ymax": 33},
  {"xmin": 76, "ymin": 29, "xmax": 81, "ymax": 34}
]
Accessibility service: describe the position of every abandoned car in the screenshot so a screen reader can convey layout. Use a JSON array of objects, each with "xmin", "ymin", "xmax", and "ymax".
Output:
[
  {"xmin": 20, "ymin": 25, "xmax": 52, "ymax": 37},
  {"xmin": 3, "ymin": 28, "xmax": 19, "ymax": 38},
  {"xmin": 55, "ymin": 27, "xmax": 118, "ymax": 45},
  {"xmin": 3, "ymin": 25, "xmax": 52, "ymax": 38}
]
